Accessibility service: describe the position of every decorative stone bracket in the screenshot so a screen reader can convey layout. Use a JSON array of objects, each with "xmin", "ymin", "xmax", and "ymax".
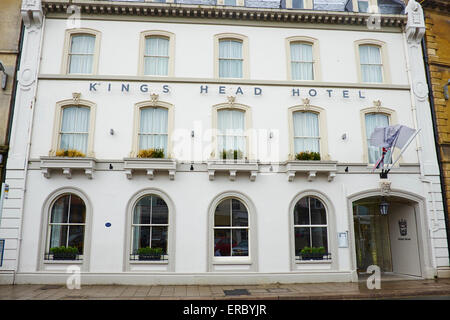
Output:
[
  {"xmin": 123, "ymin": 158, "xmax": 177, "ymax": 180},
  {"xmin": 40, "ymin": 157, "xmax": 96, "ymax": 179},
  {"xmin": 207, "ymin": 160, "xmax": 259, "ymax": 181},
  {"xmin": 286, "ymin": 161, "xmax": 337, "ymax": 182},
  {"xmin": 380, "ymin": 179, "xmax": 392, "ymax": 195}
]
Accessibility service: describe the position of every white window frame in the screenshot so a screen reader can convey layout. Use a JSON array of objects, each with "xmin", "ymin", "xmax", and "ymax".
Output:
[
  {"xmin": 46, "ymin": 193, "xmax": 87, "ymax": 257},
  {"xmin": 138, "ymin": 30, "xmax": 175, "ymax": 77},
  {"xmin": 288, "ymin": 104, "xmax": 329, "ymax": 160},
  {"xmin": 124, "ymin": 189, "xmax": 176, "ymax": 271},
  {"xmin": 360, "ymin": 106, "xmax": 399, "ymax": 165},
  {"xmin": 214, "ymin": 33, "xmax": 249, "ymax": 79},
  {"xmin": 208, "ymin": 192, "xmax": 258, "ymax": 272},
  {"xmin": 38, "ymin": 188, "xmax": 92, "ymax": 271},
  {"xmin": 213, "ymin": 198, "xmax": 250, "ymax": 258},
  {"xmin": 355, "ymin": 39, "xmax": 390, "ymax": 84},
  {"xmin": 50, "ymin": 98, "xmax": 97, "ymax": 157},
  {"xmin": 212, "ymin": 103, "xmax": 253, "ymax": 160},
  {"xmin": 61, "ymin": 28, "xmax": 101, "ymax": 75},
  {"xmin": 130, "ymin": 194, "xmax": 170, "ymax": 260},
  {"xmin": 289, "ymin": 191, "xmax": 337, "ymax": 269},
  {"xmin": 131, "ymin": 100, "xmax": 174, "ymax": 158},
  {"xmin": 286, "ymin": 36, "xmax": 321, "ymax": 81}
]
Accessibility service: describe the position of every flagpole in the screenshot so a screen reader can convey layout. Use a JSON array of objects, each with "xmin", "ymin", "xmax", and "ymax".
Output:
[{"xmin": 387, "ymin": 129, "xmax": 421, "ymax": 170}]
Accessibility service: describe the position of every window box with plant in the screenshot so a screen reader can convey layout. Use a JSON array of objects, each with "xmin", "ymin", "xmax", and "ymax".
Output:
[
  {"xmin": 124, "ymin": 148, "xmax": 176, "ymax": 180},
  {"xmin": 286, "ymin": 151, "xmax": 337, "ymax": 182},
  {"xmin": 298, "ymin": 246, "xmax": 329, "ymax": 261},
  {"xmin": 49, "ymin": 246, "xmax": 79, "ymax": 261},
  {"xmin": 220, "ymin": 149, "xmax": 244, "ymax": 161},
  {"xmin": 208, "ymin": 149, "xmax": 258, "ymax": 181},
  {"xmin": 136, "ymin": 247, "xmax": 164, "ymax": 261},
  {"xmin": 40, "ymin": 152, "xmax": 96, "ymax": 179},
  {"xmin": 137, "ymin": 148, "xmax": 165, "ymax": 159}
]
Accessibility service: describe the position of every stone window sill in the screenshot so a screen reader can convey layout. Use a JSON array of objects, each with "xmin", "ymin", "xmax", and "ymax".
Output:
[
  {"xmin": 286, "ymin": 160, "xmax": 337, "ymax": 182},
  {"xmin": 123, "ymin": 158, "xmax": 177, "ymax": 180},
  {"xmin": 40, "ymin": 156, "xmax": 96, "ymax": 179},
  {"xmin": 207, "ymin": 160, "xmax": 259, "ymax": 181}
]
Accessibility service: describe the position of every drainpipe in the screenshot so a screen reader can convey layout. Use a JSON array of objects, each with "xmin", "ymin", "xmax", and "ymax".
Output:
[
  {"xmin": 13, "ymin": 15, "xmax": 46, "ymax": 284},
  {"xmin": 2, "ymin": 23, "xmax": 24, "ymax": 184},
  {"xmin": 421, "ymin": 37, "xmax": 450, "ymax": 263}
]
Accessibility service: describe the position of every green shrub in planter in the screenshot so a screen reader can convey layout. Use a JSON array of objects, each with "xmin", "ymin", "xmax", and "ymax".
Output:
[
  {"xmin": 300, "ymin": 246, "xmax": 326, "ymax": 260},
  {"xmin": 50, "ymin": 246, "xmax": 78, "ymax": 260},
  {"xmin": 137, "ymin": 148, "xmax": 165, "ymax": 158},
  {"xmin": 295, "ymin": 151, "xmax": 321, "ymax": 161},
  {"xmin": 137, "ymin": 247, "xmax": 163, "ymax": 261},
  {"xmin": 221, "ymin": 149, "xmax": 244, "ymax": 160}
]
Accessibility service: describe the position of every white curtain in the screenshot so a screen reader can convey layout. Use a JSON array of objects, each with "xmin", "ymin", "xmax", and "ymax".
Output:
[
  {"xmin": 139, "ymin": 107, "xmax": 168, "ymax": 154},
  {"xmin": 291, "ymin": 43, "xmax": 313, "ymax": 80},
  {"xmin": 365, "ymin": 113, "xmax": 390, "ymax": 163},
  {"xmin": 219, "ymin": 40, "xmax": 243, "ymax": 78},
  {"xmin": 144, "ymin": 37, "xmax": 169, "ymax": 76},
  {"xmin": 359, "ymin": 45, "xmax": 383, "ymax": 83},
  {"xmin": 69, "ymin": 35, "xmax": 95, "ymax": 74},
  {"xmin": 293, "ymin": 112, "xmax": 319, "ymax": 153},
  {"xmin": 60, "ymin": 106, "xmax": 90, "ymax": 154},
  {"xmin": 217, "ymin": 109, "xmax": 245, "ymax": 154}
]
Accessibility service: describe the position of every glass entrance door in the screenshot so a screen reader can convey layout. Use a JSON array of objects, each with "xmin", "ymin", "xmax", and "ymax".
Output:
[{"xmin": 353, "ymin": 201, "xmax": 393, "ymax": 273}]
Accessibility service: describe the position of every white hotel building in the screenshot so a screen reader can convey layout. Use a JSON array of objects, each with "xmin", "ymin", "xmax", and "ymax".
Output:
[{"xmin": 0, "ymin": 0, "xmax": 449, "ymax": 285}]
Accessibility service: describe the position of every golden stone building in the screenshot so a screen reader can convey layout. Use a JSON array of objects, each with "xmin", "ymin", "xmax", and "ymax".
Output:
[
  {"xmin": 422, "ymin": 0, "xmax": 450, "ymax": 248},
  {"xmin": 0, "ymin": 0, "xmax": 22, "ymax": 182}
]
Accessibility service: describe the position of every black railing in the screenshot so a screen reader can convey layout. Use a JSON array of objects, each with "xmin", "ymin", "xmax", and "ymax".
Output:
[
  {"xmin": 44, "ymin": 253, "xmax": 82, "ymax": 261},
  {"xmin": 296, "ymin": 252, "xmax": 331, "ymax": 261},
  {"xmin": 130, "ymin": 253, "xmax": 168, "ymax": 261}
]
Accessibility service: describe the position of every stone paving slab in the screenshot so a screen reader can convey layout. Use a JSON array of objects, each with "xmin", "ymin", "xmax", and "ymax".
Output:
[{"xmin": 0, "ymin": 279, "xmax": 449, "ymax": 300}]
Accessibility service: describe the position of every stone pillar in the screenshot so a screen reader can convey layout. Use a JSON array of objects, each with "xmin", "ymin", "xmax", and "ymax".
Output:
[
  {"xmin": 0, "ymin": 0, "xmax": 43, "ymax": 284},
  {"xmin": 405, "ymin": 0, "xmax": 449, "ymax": 276}
]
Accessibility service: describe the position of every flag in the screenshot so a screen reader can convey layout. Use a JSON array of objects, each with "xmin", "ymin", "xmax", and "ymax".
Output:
[
  {"xmin": 370, "ymin": 125, "xmax": 416, "ymax": 172},
  {"xmin": 369, "ymin": 125, "xmax": 416, "ymax": 149}
]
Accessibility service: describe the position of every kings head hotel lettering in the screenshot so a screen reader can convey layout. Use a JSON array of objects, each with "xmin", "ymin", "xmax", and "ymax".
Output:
[{"xmin": 88, "ymin": 82, "xmax": 367, "ymax": 99}]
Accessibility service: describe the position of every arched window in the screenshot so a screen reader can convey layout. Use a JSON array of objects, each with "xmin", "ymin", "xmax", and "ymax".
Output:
[
  {"xmin": 131, "ymin": 195, "xmax": 169, "ymax": 260},
  {"xmin": 290, "ymin": 43, "xmax": 313, "ymax": 80},
  {"xmin": 132, "ymin": 100, "xmax": 174, "ymax": 158},
  {"xmin": 59, "ymin": 106, "xmax": 90, "ymax": 155},
  {"xmin": 213, "ymin": 198, "xmax": 249, "ymax": 257},
  {"xmin": 62, "ymin": 29, "xmax": 101, "ymax": 75},
  {"xmin": 219, "ymin": 39, "xmax": 243, "ymax": 78},
  {"xmin": 359, "ymin": 44, "xmax": 383, "ymax": 83},
  {"xmin": 68, "ymin": 34, "xmax": 95, "ymax": 74},
  {"xmin": 293, "ymin": 196, "xmax": 329, "ymax": 260},
  {"xmin": 217, "ymin": 109, "xmax": 246, "ymax": 159},
  {"xmin": 288, "ymin": 105, "xmax": 328, "ymax": 160},
  {"xmin": 214, "ymin": 33, "xmax": 249, "ymax": 79},
  {"xmin": 139, "ymin": 107, "xmax": 169, "ymax": 155},
  {"xmin": 47, "ymin": 194, "xmax": 86, "ymax": 260},
  {"xmin": 144, "ymin": 36, "xmax": 170, "ymax": 76},
  {"xmin": 139, "ymin": 31, "xmax": 175, "ymax": 77},
  {"xmin": 292, "ymin": 111, "xmax": 320, "ymax": 154},
  {"xmin": 365, "ymin": 113, "xmax": 391, "ymax": 164}
]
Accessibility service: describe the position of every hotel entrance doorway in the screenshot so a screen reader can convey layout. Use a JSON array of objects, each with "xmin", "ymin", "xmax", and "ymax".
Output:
[{"xmin": 353, "ymin": 196, "xmax": 422, "ymax": 277}]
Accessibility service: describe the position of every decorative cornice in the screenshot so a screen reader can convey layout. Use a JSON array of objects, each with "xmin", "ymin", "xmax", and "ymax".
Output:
[{"xmin": 41, "ymin": 0, "xmax": 407, "ymax": 27}]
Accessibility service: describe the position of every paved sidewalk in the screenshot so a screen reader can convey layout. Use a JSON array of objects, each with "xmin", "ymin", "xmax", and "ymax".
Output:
[{"xmin": 1, "ymin": 278, "xmax": 450, "ymax": 300}]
